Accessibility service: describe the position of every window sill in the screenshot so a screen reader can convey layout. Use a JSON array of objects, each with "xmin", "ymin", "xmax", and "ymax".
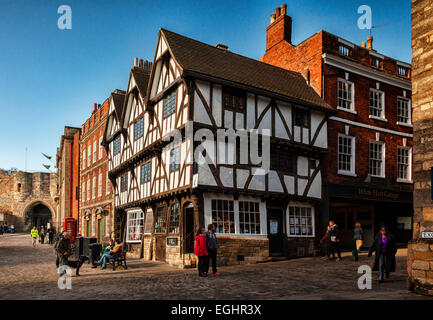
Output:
[
  {"xmin": 397, "ymin": 179, "xmax": 413, "ymax": 184},
  {"xmin": 337, "ymin": 170, "xmax": 357, "ymax": 177},
  {"xmin": 287, "ymin": 235, "xmax": 315, "ymax": 238},
  {"xmin": 337, "ymin": 106, "xmax": 357, "ymax": 115},
  {"xmin": 369, "ymin": 115, "xmax": 388, "ymax": 122},
  {"xmin": 369, "ymin": 174, "xmax": 385, "ymax": 178},
  {"xmin": 126, "ymin": 240, "xmax": 142, "ymax": 244},
  {"xmin": 397, "ymin": 122, "xmax": 413, "ymax": 128}
]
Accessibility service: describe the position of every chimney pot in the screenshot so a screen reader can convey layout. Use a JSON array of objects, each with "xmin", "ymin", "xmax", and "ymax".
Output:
[
  {"xmin": 134, "ymin": 57, "xmax": 138, "ymax": 67},
  {"xmin": 216, "ymin": 43, "xmax": 228, "ymax": 50},
  {"xmin": 270, "ymin": 13, "xmax": 276, "ymax": 24},
  {"xmin": 276, "ymin": 7, "xmax": 281, "ymax": 18},
  {"xmin": 280, "ymin": 4, "xmax": 287, "ymax": 16},
  {"xmin": 94, "ymin": 103, "xmax": 97, "ymax": 112},
  {"xmin": 361, "ymin": 41, "xmax": 366, "ymax": 48},
  {"xmin": 139, "ymin": 59, "xmax": 143, "ymax": 68},
  {"xmin": 367, "ymin": 36, "xmax": 373, "ymax": 50}
]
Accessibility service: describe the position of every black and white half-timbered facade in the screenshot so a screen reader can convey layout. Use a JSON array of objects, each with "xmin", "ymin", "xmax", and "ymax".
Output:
[{"xmin": 103, "ymin": 29, "xmax": 335, "ymax": 266}]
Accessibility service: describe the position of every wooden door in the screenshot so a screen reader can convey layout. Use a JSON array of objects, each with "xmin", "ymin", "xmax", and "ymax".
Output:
[
  {"xmin": 155, "ymin": 236, "xmax": 166, "ymax": 261},
  {"xmin": 184, "ymin": 207, "xmax": 195, "ymax": 254},
  {"xmin": 268, "ymin": 208, "xmax": 284, "ymax": 256}
]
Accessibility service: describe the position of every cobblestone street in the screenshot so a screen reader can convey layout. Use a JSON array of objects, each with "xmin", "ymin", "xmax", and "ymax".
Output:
[{"xmin": 1, "ymin": 233, "xmax": 432, "ymax": 300}]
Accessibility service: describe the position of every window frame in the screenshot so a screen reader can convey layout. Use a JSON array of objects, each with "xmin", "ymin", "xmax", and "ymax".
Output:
[
  {"xmin": 337, "ymin": 134, "xmax": 356, "ymax": 176},
  {"xmin": 369, "ymin": 88, "xmax": 386, "ymax": 120},
  {"xmin": 337, "ymin": 78, "xmax": 355, "ymax": 113},
  {"xmin": 293, "ymin": 107, "xmax": 311, "ymax": 128},
  {"xmin": 211, "ymin": 199, "xmax": 235, "ymax": 234},
  {"xmin": 140, "ymin": 161, "xmax": 151, "ymax": 184},
  {"xmin": 369, "ymin": 141, "xmax": 385, "ymax": 178},
  {"xmin": 99, "ymin": 136, "xmax": 103, "ymax": 160},
  {"xmin": 133, "ymin": 117, "xmax": 144, "ymax": 141},
  {"xmin": 397, "ymin": 146, "xmax": 412, "ymax": 183},
  {"xmin": 154, "ymin": 206, "xmax": 168, "ymax": 234},
  {"xmin": 163, "ymin": 90, "xmax": 177, "ymax": 119},
  {"xmin": 397, "ymin": 96, "xmax": 411, "ymax": 126},
  {"xmin": 170, "ymin": 147, "xmax": 180, "ymax": 172},
  {"xmin": 126, "ymin": 210, "xmax": 145, "ymax": 243},
  {"xmin": 168, "ymin": 202, "xmax": 180, "ymax": 234},
  {"xmin": 98, "ymin": 173, "xmax": 102, "ymax": 198},
  {"xmin": 287, "ymin": 203, "xmax": 315, "ymax": 238},
  {"xmin": 120, "ymin": 174, "xmax": 128, "ymax": 192},
  {"xmin": 93, "ymin": 140, "xmax": 97, "ymax": 164},
  {"xmin": 238, "ymin": 201, "xmax": 261, "ymax": 235},
  {"xmin": 113, "ymin": 136, "xmax": 121, "ymax": 156}
]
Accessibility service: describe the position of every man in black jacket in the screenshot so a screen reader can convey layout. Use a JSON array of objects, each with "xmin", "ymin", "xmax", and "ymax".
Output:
[
  {"xmin": 328, "ymin": 220, "xmax": 342, "ymax": 261},
  {"xmin": 205, "ymin": 224, "xmax": 220, "ymax": 275}
]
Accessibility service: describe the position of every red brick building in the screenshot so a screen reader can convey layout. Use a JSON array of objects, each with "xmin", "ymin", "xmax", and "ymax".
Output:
[
  {"xmin": 79, "ymin": 100, "xmax": 113, "ymax": 243},
  {"xmin": 261, "ymin": 5, "xmax": 413, "ymax": 246}
]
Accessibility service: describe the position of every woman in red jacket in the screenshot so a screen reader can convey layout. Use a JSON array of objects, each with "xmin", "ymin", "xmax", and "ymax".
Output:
[{"xmin": 194, "ymin": 227, "xmax": 208, "ymax": 277}]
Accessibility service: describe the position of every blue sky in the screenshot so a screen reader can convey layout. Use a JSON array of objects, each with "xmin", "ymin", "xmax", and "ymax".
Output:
[{"xmin": 0, "ymin": 0, "xmax": 411, "ymax": 172}]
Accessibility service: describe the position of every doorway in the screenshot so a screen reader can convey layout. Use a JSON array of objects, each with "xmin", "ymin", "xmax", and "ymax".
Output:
[
  {"xmin": 26, "ymin": 203, "xmax": 52, "ymax": 231},
  {"xmin": 183, "ymin": 206, "xmax": 195, "ymax": 254},
  {"xmin": 268, "ymin": 208, "xmax": 285, "ymax": 256}
]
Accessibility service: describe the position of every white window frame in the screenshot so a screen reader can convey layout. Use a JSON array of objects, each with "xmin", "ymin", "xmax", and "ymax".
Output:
[
  {"xmin": 93, "ymin": 140, "xmax": 97, "ymax": 164},
  {"xmin": 397, "ymin": 146, "xmax": 412, "ymax": 183},
  {"xmin": 82, "ymin": 149, "xmax": 86, "ymax": 170},
  {"xmin": 397, "ymin": 96, "xmax": 412, "ymax": 126},
  {"xmin": 203, "ymin": 194, "xmax": 267, "ymax": 238},
  {"xmin": 126, "ymin": 209, "xmax": 145, "ymax": 243},
  {"xmin": 87, "ymin": 180, "xmax": 90, "ymax": 201},
  {"xmin": 82, "ymin": 181, "xmax": 85, "ymax": 203},
  {"xmin": 99, "ymin": 136, "xmax": 103, "ymax": 160},
  {"xmin": 337, "ymin": 78, "xmax": 355, "ymax": 113},
  {"xmin": 369, "ymin": 88, "xmax": 386, "ymax": 121},
  {"xmin": 87, "ymin": 145, "xmax": 91, "ymax": 167},
  {"xmin": 369, "ymin": 141, "xmax": 385, "ymax": 178},
  {"xmin": 98, "ymin": 173, "xmax": 102, "ymax": 198},
  {"xmin": 287, "ymin": 202, "xmax": 315, "ymax": 238},
  {"xmin": 92, "ymin": 176, "xmax": 96, "ymax": 199},
  {"xmin": 337, "ymin": 134, "xmax": 356, "ymax": 176}
]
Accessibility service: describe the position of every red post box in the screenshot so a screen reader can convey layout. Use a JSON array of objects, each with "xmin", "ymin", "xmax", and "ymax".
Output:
[{"xmin": 63, "ymin": 217, "xmax": 76, "ymax": 244}]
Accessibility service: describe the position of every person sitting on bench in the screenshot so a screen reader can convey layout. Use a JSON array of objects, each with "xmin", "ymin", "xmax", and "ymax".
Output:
[
  {"xmin": 93, "ymin": 241, "xmax": 122, "ymax": 269},
  {"xmin": 98, "ymin": 239, "xmax": 115, "ymax": 260}
]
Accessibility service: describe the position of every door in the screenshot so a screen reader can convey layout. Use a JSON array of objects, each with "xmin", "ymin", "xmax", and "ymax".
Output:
[
  {"xmin": 268, "ymin": 208, "xmax": 284, "ymax": 256},
  {"xmin": 97, "ymin": 218, "xmax": 105, "ymax": 243},
  {"xmin": 155, "ymin": 236, "xmax": 166, "ymax": 261},
  {"xmin": 184, "ymin": 207, "xmax": 195, "ymax": 253}
]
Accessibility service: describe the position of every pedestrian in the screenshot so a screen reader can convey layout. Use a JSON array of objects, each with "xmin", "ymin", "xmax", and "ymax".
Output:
[
  {"xmin": 40, "ymin": 226, "xmax": 46, "ymax": 244},
  {"xmin": 352, "ymin": 222, "xmax": 364, "ymax": 261},
  {"xmin": 194, "ymin": 227, "xmax": 208, "ymax": 277},
  {"xmin": 48, "ymin": 227, "xmax": 55, "ymax": 244},
  {"xmin": 10, "ymin": 224, "xmax": 15, "ymax": 233},
  {"xmin": 54, "ymin": 230, "xmax": 66, "ymax": 268},
  {"xmin": 368, "ymin": 226, "xmax": 397, "ymax": 282},
  {"xmin": 0, "ymin": 224, "xmax": 3, "ymax": 235},
  {"xmin": 320, "ymin": 225, "xmax": 332, "ymax": 260},
  {"xmin": 205, "ymin": 224, "xmax": 220, "ymax": 275},
  {"xmin": 30, "ymin": 226, "xmax": 38, "ymax": 247},
  {"xmin": 56, "ymin": 232, "xmax": 72, "ymax": 275},
  {"xmin": 328, "ymin": 220, "xmax": 342, "ymax": 261}
]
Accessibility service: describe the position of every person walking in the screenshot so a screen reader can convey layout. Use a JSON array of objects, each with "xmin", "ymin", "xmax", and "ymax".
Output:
[
  {"xmin": 40, "ymin": 226, "xmax": 46, "ymax": 244},
  {"xmin": 328, "ymin": 220, "xmax": 342, "ymax": 261},
  {"xmin": 205, "ymin": 224, "xmax": 220, "ymax": 275},
  {"xmin": 30, "ymin": 226, "xmax": 38, "ymax": 247},
  {"xmin": 54, "ymin": 230, "xmax": 66, "ymax": 268},
  {"xmin": 368, "ymin": 226, "xmax": 397, "ymax": 282},
  {"xmin": 10, "ymin": 224, "xmax": 15, "ymax": 233},
  {"xmin": 194, "ymin": 227, "xmax": 208, "ymax": 277},
  {"xmin": 56, "ymin": 232, "xmax": 72, "ymax": 274},
  {"xmin": 320, "ymin": 226, "xmax": 333, "ymax": 260},
  {"xmin": 352, "ymin": 222, "xmax": 364, "ymax": 261},
  {"xmin": 48, "ymin": 227, "xmax": 55, "ymax": 244}
]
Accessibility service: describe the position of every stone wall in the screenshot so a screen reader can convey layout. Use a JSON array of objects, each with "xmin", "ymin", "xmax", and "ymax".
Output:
[
  {"xmin": 0, "ymin": 170, "xmax": 58, "ymax": 232},
  {"xmin": 216, "ymin": 237, "xmax": 269, "ymax": 265},
  {"xmin": 407, "ymin": 0, "xmax": 433, "ymax": 295}
]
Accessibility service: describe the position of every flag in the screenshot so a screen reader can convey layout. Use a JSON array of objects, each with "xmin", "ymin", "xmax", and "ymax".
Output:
[
  {"xmin": 42, "ymin": 153, "xmax": 52, "ymax": 160},
  {"xmin": 43, "ymin": 164, "xmax": 51, "ymax": 170}
]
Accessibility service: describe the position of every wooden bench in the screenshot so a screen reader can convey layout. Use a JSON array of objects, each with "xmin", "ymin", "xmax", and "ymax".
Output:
[{"xmin": 107, "ymin": 250, "xmax": 128, "ymax": 271}]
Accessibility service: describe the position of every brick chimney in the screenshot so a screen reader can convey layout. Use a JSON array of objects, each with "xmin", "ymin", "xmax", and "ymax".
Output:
[
  {"xmin": 266, "ymin": 4, "xmax": 292, "ymax": 52},
  {"xmin": 361, "ymin": 41, "xmax": 366, "ymax": 48},
  {"xmin": 367, "ymin": 36, "xmax": 373, "ymax": 50}
]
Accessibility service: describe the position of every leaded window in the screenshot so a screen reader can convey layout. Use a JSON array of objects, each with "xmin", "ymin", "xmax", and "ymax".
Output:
[
  {"xmin": 211, "ymin": 199, "xmax": 235, "ymax": 234},
  {"xmin": 141, "ymin": 162, "xmax": 151, "ymax": 184},
  {"xmin": 239, "ymin": 201, "xmax": 261, "ymax": 234},
  {"xmin": 163, "ymin": 91, "xmax": 176, "ymax": 118},
  {"xmin": 168, "ymin": 202, "xmax": 179, "ymax": 234},
  {"xmin": 288, "ymin": 206, "xmax": 314, "ymax": 236}
]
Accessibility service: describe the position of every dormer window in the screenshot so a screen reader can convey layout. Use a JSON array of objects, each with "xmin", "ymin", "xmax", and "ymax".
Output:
[
  {"xmin": 339, "ymin": 44, "xmax": 351, "ymax": 57},
  {"xmin": 370, "ymin": 56, "xmax": 383, "ymax": 69},
  {"xmin": 223, "ymin": 88, "xmax": 246, "ymax": 112},
  {"xmin": 398, "ymin": 66, "xmax": 409, "ymax": 78}
]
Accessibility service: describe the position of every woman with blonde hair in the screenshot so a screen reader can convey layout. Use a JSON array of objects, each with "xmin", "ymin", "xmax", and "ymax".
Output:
[{"xmin": 352, "ymin": 222, "xmax": 363, "ymax": 261}]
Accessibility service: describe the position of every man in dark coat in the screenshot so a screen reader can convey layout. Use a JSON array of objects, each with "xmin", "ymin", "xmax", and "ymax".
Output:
[
  {"xmin": 56, "ymin": 232, "xmax": 72, "ymax": 271},
  {"xmin": 368, "ymin": 226, "xmax": 397, "ymax": 282}
]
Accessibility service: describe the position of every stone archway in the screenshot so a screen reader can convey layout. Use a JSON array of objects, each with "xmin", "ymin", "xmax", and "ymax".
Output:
[{"xmin": 23, "ymin": 201, "xmax": 55, "ymax": 232}]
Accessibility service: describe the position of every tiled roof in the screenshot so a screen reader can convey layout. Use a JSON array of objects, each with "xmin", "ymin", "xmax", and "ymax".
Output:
[
  {"xmin": 111, "ymin": 91, "xmax": 125, "ymax": 119},
  {"xmin": 161, "ymin": 29, "xmax": 331, "ymax": 110},
  {"xmin": 131, "ymin": 67, "xmax": 151, "ymax": 99}
]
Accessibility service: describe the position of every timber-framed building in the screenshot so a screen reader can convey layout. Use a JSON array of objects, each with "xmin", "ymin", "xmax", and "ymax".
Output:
[{"xmin": 103, "ymin": 29, "xmax": 335, "ymax": 266}]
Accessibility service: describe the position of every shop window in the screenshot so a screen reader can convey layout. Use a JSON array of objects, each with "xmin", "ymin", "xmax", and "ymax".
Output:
[
  {"xmin": 288, "ymin": 205, "xmax": 314, "ymax": 237},
  {"xmin": 126, "ymin": 211, "xmax": 144, "ymax": 243},
  {"xmin": 239, "ymin": 201, "xmax": 260, "ymax": 234},
  {"xmin": 168, "ymin": 203, "xmax": 179, "ymax": 234},
  {"xmin": 211, "ymin": 199, "xmax": 235, "ymax": 234},
  {"xmin": 154, "ymin": 206, "xmax": 167, "ymax": 233}
]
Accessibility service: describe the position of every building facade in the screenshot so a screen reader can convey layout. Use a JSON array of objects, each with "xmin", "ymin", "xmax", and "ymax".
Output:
[
  {"xmin": 261, "ymin": 4, "xmax": 413, "ymax": 246},
  {"xmin": 407, "ymin": 0, "xmax": 433, "ymax": 296},
  {"xmin": 104, "ymin": 29, "xmax": 333, "ymax": 267},
  {"xmin": 56, "ymin": 126, "xmax": 81, "ymax": 232},
  {"xmin": 0, "ymin": 169, "xmax": 58, "ymax": 232},
  {"xmin": 79, "ymin": 101, "xmax": 114, "ymax": 243}
]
